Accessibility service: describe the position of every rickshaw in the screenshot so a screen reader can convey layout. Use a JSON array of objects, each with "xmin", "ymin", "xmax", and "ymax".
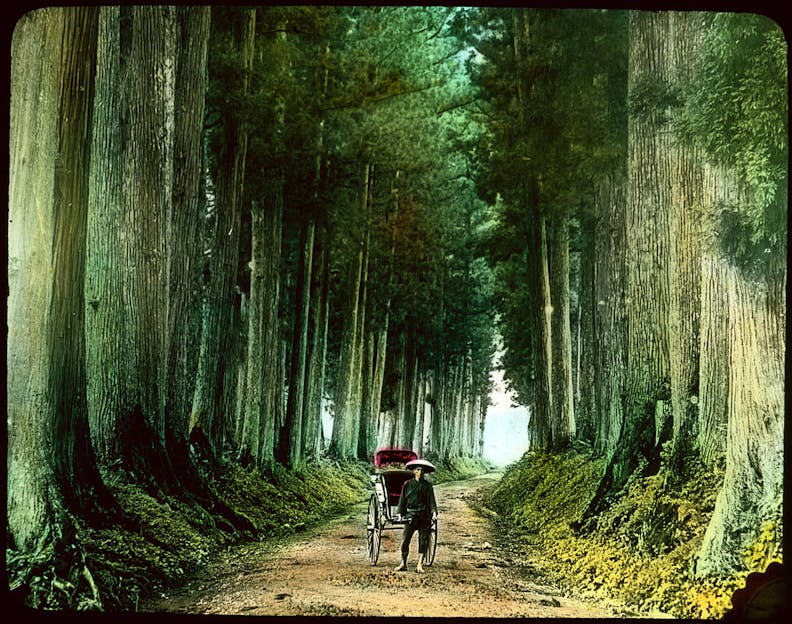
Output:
[{"xmin": 366, "ymin": 448, "xmax": 438, "ymax": 566}]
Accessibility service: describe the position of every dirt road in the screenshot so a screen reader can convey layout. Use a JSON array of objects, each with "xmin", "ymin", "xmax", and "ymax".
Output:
[{"xmin": 142, "ymin": 473, "xmax": 619, "ymax": 617}]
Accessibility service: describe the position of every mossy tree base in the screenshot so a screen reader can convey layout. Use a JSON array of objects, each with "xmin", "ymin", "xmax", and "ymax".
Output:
[{"xmin": 483, "ymin": 450, "xmax": 781, "ymax": 619}]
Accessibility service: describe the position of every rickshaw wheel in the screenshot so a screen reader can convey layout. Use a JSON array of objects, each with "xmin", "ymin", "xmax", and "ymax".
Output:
[
  {"xmin": 425, "ymin": 517, "xmax": 438, "ymax": 566},
  {"xmin": 366, "ymin": 494, "xmax": 382, "ymax": 565}
]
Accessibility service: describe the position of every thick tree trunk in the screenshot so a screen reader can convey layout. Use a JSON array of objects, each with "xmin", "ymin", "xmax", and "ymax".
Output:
[
  {"xmin": 397, "ymin": 338, "xmax": 418, "ymax": 450},
  {"xmin": 358, "ymin": 327, "xmax": 376, "ymax": 458},
  {"xmin": 351, "ymin": 198, "xmax": 371, "ymax": 457},
  {"xmin": 594, "ymin": 175, "xmax": 629, "ymax": 460},
  {"xmin": 47, "ymin": 4, "xmax": 121, "ymax": 525},
  {"xmin": 696, "ymin": 164, "xmax": 736, "ymax": 469},
  {"xmin": 330, "ymin": 256, "xmax": 360, "ymax": 458},
  {"xmin": 241, "ymin": 196, "xmax": 266, "ymax": 464},
  {"xmin": 446, "ymin": 357, "xmax": 466, "ymax": 457},
  {"xmin": 695, "ymin": 263, "xmax": 785, "ymax": 576},
  {"xmin": 243, "ymin": 174, "xmax": 284, "ymax": 467},
  {"xmin": 612, "ymin": 11, "xmax": 673, "ymax": 488},
  {"xmin": 522, "ymin": 205, "xmax": 553, "ymax": 451},
  {"xmin": 302, "ymin": 47, "xmax": 331, "ymax": 461},
  {"xmin": 192, "ymin": 7, "xmax": 255, "ymax": 450},
  {"xmin": 303, "ymin": 221, "xmax": 330, "ymax": 460},
  {"xmin": 84, "ymin": 6, "xmax": 212, "ymax": 505},
  {"xmin": 437, "ymin": 361, "xmax": 453, "ymax": 457},
  {"xmin": 370, "ymin": 325, "xmax": 390, "ymax": 452},
  {"xmin": 463, "ymin": 362, "xmax": 475, "ymax": 455},
  {"xmin": 428, "ymin": 360, "xmax": 446, "ymax": 457},
  {"xmin": 116, "ymin": 5, "xmax": 182, "ymax": 484},
  {"xmin": 166, "ymin": 6, "xmax": 211, "ymax": 438},
  {"xmin": 8, "ymin": 7, "xmax": 71, "ymax": 552},
  {"xmin": 513, "ymin": 9, "xmax": 552, "ymax": 451},
  {"xmin": 583, "ymin": 13, "xmax": 674, "ymax": 517},
  {"xmin": 280, "ymin": 220, "xmax": 315, "ymax": 466},
  {"xmin": 548, "ymin": 212, "xmax": 575, "ymax": 448},
  {"xmin": 86, "ymin": 6, "xmax": 126, "ymax": 465},
  {"xmin": 575, "ymin": 212, "xmax": 597, "ymax": 445},
  {"xmin": 537, "ymin": 214, "xmax": 555, "ymax": 444},
  {"xmin": 155, "ymin": 7, "xmax": 215, "ymax": 508},
  {"xmin": 330, "ymin": 163, "xmax": 369, "ymax": 459},
  {"xmin": 666, "ymin": 12, "xmax": 705, "ymax": 475},
  {"xmin": 234, "ymin": 294, "xmax": 249, "ymax": 447},
  {"xmin": 412, "ymin": 368, "xmax": 427, "ymax": 456}
]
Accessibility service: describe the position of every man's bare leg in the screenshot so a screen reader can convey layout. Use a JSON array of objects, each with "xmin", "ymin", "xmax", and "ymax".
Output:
[
  {"xmin": 416, "ymin": 554, "xmax": 425, "ymax": 573},
  {"xmin": 395, "ymin": 559, "xmax": 407, "ymax": 572}
]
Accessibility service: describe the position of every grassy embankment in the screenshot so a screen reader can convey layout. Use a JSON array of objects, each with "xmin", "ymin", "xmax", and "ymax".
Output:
[
  {"xmin": 7, "ymin": 453, "xmax": 489, "ymax": 612},
  {"xmin": 479, "ymin": 450, "xmax": 782, "ymax": 619}
]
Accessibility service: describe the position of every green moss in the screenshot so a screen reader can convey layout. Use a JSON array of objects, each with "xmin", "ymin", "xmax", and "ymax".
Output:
[
  {"xmin": 485, "ymin": 450, "xmax": 768, "ymax": 619},
  {"xmin": 742, "ymin": 502, "xmax": 783, "ymax": 573},
  {"xmin": 428, "ymin": 455, "xmax": 492, "ymax": 483},
  {"xmin": 208, "ymin": 459, "xmax": 371, "ymax": 537},
  {"xmin": 9, "ymin": 458, "xmax": 374, "ymax": 612},
  {"xmin": 486, "ymin": 451, "xmax": 605, "ymax": 534}
]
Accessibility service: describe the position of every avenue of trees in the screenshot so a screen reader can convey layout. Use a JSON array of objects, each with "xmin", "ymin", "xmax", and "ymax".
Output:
[
  {"xmin": 462, "ymin": 8, "xmax": 785, "ymax": 577},
  {"xmin": 8, "ymin": 4, "xmax": 494, "ymax": 562},
  {"xmin": 7, "ymin": 3, "xmax": 785, "ymax": 600}
]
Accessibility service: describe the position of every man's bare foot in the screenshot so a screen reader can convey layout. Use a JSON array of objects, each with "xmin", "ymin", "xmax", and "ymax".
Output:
[
  {"xmin": 394, "ymin": 563, "xmax": 407, "ymax": 572},
  {"xmin": 416, "ymin": 565, "xmax": 425, "ymax": 573}
]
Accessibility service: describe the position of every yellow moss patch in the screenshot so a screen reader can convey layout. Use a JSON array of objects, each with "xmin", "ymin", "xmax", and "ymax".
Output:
[{"xmin": 485, "ymin": 450, "xmax": 776, "ymax": 619}]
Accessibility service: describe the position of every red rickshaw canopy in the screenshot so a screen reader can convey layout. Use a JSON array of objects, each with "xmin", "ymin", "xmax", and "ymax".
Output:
[{"xmin": 373, "ymin": 448, "xmax": 418, "ymax": 469}]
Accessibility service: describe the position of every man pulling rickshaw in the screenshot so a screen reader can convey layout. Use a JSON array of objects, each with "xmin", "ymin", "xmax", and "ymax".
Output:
[
  {"xmin": 393, "ymin": 458, "xmax": 437, "ymax": 573},
  {"xmin": 366, "ymin": 449, "xmax": 438, "ymax": 569}
]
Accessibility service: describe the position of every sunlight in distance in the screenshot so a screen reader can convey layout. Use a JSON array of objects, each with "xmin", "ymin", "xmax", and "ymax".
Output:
[{"xmin": 483, "ymin": 366, "xmax": 530, "ymax": 467}]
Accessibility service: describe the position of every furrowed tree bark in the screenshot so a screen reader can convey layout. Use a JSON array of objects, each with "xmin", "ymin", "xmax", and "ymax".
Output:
[
  {"xmin": 694, "ymin": 130, "xmax": 785, "ymax": 575},
  {"xmin": 513, "ymin": 8, "xmax": 552, "ymax": 451},
  {"xmin": 280, "ymin": 219, "xmax": 314, "ymax": 467},
  {"xmin": 624, "ymin": 10, "xmax": 673, "ymax": 469},
  {"xmin": 9, "ymin": 7, "xmax": 71, "ymax": 552},
  {"xmin": 350, "ymin": 187, "xmax": 371, "ymax": 458},
  {"xmin": 244, "ymin": 175, "xmax": 283, "ymax": 468},
  {"xmin": 548, "ymin": 211, "xmax": 575, "ymax": 449},
  {"xmin": 193, "ymin": 7, "xmax": 255, "ymax": 452},
  {"xmin": 696, "ymin": 164, "xmax": 735, "ymax": 469},
  {"xmin": 598, "ymin": 11, "xmax": 672, "ymax": 499},
  {"xmin": 166, "ymin": 6, "xmax": 211, "ymax": 441},
  {"xmin": 118, "ymin": 5, "xmax": 180, "ymax": 485},
  {"xmin": 154, "ymin": 7, "xmax": 218, "ymax": 513},
  {"xmin": 666, "ymin": 12, "xmax": 705, "ymax": 476},
  {"xmin": 329, "ymin": 162, "xmax": 369, "ymax": 459},
  {"xmin": 242, "ymin": 192, "xmax": 265, "ymax": 465},
  {"xmin": 47, "ymin": 5, "xmax": 117, "ymax": 523},
  {"xmin": 594, "ymin": 175, "xmax": 628, "ymax": 460},
  {"xmin": 575, "ymin": 211, "xmax": 595, "ymax": 445},
  {"xmin": 582, "ymin": 13, "xmax": 674, "ymax": 518},
  {"xmin": 240, "ymin": 18, "xmax": 289, "ymax": 465},
  {"xmin": 86, "ymin": 5, "xmax": 126, "ymax": 466},
  {"xmin": 302, "ymin": 44, "xmax": 332, "ymax": 462},
  {"xmin": 303, "ymin": 220, "xmax": 330, "ymax": 460},
  {"xmin": 695, "ymin": 262, "xmax": 785, "ymax": 576}
]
